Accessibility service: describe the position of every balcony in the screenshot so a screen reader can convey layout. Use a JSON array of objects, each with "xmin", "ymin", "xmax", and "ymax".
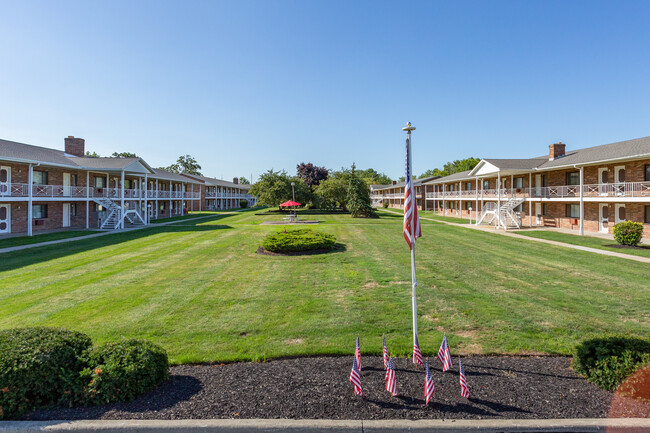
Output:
[{"xmin": 1, "ymin": 184, "xmax": 202, "ymax": 199}]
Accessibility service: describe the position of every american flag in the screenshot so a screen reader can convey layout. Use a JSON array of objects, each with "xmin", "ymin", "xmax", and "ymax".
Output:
[
  {"xmin": 413, "ymin": 334, "xmax": 423, "ymax": 365},
  {"xmin": 459, "ymin": 358, "xmax": 470, "ymax": 398},
  {"xmin": 437, "ymin": 334, "xmax": 452, "ymax": 372},
  {"xmin": 354, "ymin": 336, "xmax": 361, "ymax": 370},
  {"xmin": 349, "ymin": 358, "xmax": 362, "ymax": 396},
  {"xmin": 403, "ymin": 132, "xmax": 422, "ymax": 250},
  {"xmin": 382, "ymin": 335, "xmax": 389, "ymax": 369},
  {"xmin": 385, "ymin": 357, "xmax": 397, "ymax": 396},
  {"xmin": 424, "ymin": 360, "xmax": 435, "ymax": 405}
]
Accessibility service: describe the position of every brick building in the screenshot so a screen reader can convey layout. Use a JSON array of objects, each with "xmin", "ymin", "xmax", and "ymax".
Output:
[{"xmin": 180, "ymin": 174, "xmax": 256, "ymax": 210}]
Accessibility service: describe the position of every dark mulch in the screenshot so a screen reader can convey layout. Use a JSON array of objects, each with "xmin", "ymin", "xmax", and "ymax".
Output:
[
  {"xmin": 24, "ymin": 356, "xmax": 649, "ymax": 420},
  {"xmin": 604, "ymin": 244, "xmax": 650, "ymax": 250},
  {"xmin": 255, "ymin": 245, "xmax": 344, "ymax": 256}
]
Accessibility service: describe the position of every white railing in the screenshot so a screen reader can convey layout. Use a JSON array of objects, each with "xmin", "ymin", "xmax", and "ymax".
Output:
[
  {"xmin": 1, "ymin": 184, "xmax": 203, "ymax": 199},
  {"xmin": 425, "ymin": 182, "xmax": 650, "ymax": 199}
]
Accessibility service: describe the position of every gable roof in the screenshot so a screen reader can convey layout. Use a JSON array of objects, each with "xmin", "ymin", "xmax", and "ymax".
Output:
[
  {"xmin": 424, "ymin": 170, "xmax": 474, "ymax": 184},
  {"xmin": 151, "ymin": 168, "xmax": 203, "ymax": 183},
  {"xmin": 181, "ymin": 174, "xmax": 251, "ymax": 189},
  {"xmin": 371, "ymin": 175, "xmax": 441, "ymax": 192},
  {"xmin": 536, "ymin": 136, "xmax": 650, "ymax": 170}
]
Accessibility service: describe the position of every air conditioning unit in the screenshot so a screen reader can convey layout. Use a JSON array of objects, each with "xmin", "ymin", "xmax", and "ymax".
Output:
[{"xmin": 33, "ymin": 219, "xmax": 44, "ymax": 226}]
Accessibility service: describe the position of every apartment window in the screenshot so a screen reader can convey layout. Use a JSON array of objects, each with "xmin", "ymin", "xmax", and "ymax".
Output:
[
  {"xmin": 71, "ymin": 174, "xmax": 78, "ymax": 186},
  {"xmin": 566, "ymin": 204, "xmax": 579, "ymax": 218},
  {"xmin": 448, "ymin": 201, "xmax": 455, "ymax": 210},
  {"xmin": 464, "ymin": 201, "xmax": 472, "ymax": 210},
  {"xmin": 645, "ymin": 165, "xmax": 650, "ymax": 182},
  {"xmin": 566, "ymin": 172, "xmax": 580, "ymax": 186},
  {"xmin": 94, "ymin": 204, "xmax": 104, "ymax": 212},
  {"xmin": 94, "ymin": 177, "xmax": 106, "ymax": 188},
  {"xmin": 160, "ymin": 202, "xmax": 166, "ymax": 211},
  {"xmin": 33, "ymin": 171, "xmax": 48, "ymax": 185},
  {"xmin": 483, "ymin": 180, "xmax": 490, "ymax": 190},
  {"xmin": 645, "ymin": 206, "xmax": 650, "ymax": 223},
  {"xmin": 124, "ymin": 179, "xmax": 133, "ymax": 189},
  {"xmin": 514, "ymin": 178, "xmax": 524, "ymax": 188},
  {"xmin": 33, "ymin": 204, "xmax": 48, "ymax": 219},
  {"xmin": 514, "ymin": 203, "xmax": 523, "ymax": 212},
  {"xmin": 543, "ymin": 204, "xmax": 548, "ymax": 216},
  {"xmin": 464, "ymin": 182, "xmax": 473, "ymax": 190},
  {"xmin": 71, "ymin": 204, "xmax": 77, "ymax": 217}
]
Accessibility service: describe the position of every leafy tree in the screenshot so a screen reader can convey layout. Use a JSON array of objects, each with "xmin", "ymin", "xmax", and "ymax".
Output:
[
  {"xmin": 357, "ymin": 168, "xmax": 392, "ymax": 185},
  {"xmin": 249, "ymin": 170, "xmax": 312, "ymax": 207},
  {"xmin": 85, "ymin": 151, "xmax": 101, "ymax": 157},
  {"xmin": 418, "ymin": 168, "xmax": 445, "ymax": 179},
  {"xmin": 419, "ymin": 157, "xmax": 481, "ymax": 178},
  {"xmin": 238, "ymin": 177, "xmax": 251, "ymax": 185},
  {"xmin": 315, "ymin": 164, "xmax": 375, "ymax": 217},
  {"xmin": 346, "ymin": 165, "xmax": 375, "ymax": 218},
  {"xmin": 296, "ymin": 163, "xmax": 329, "ymax": 189},
  {"xmin": 161, "ymin": 155, "xmax": 202, "ymax": 175},
  {"xmin": 111, "ymin": 152, "xmax": 139, "ymax": 158}
]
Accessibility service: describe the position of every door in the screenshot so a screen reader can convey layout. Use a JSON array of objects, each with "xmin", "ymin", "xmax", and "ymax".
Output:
[
  {"xmin": 0, "ymin": 166, "xmax": 10, "ymax": 196},
  {"xmin": 615, "ymin": 204, "xmax": 626, "ymax": 224},
  {"xmin": 63, "ymin": 173, "xmax": 71, "ymax": 197},
  {"xmin": 599, "ymin": 203, "xmax": 609, "ymax": 233},
  {"xmin": 535, "ymin": 203, "xmax": 542, "ymax": 225},
  {"xmin": 535, "ymin": 174, "xmax": 542, "ymax": 197},
  {"xmin": 0, "ymin": 204, "xmax": 10, "ymax": 233},
  {"xmin": 614, "ymin": 166, "xmax": 625, "ymax": 196},
  {"xmin": 598, "ymin": 168, "xmax": 608, "ymax": 196},
  {"xmin": 62, "ymin": 203, "xmax": 71, "ymax": 227}
]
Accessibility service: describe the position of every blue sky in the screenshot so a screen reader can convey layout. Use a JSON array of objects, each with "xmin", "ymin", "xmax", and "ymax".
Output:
[{"xmin": 1, "ymin": 0, "xmax": 649, "ymax": 181}]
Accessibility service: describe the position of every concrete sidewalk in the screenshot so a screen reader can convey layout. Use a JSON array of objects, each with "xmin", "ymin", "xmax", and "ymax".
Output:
[{"xmin": 1, "ymin": 418, "xmax": 649, "ymax": 433}]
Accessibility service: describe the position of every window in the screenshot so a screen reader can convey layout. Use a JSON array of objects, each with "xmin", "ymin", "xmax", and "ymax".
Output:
[
  {"xmin": 94, "ymin": 203, "xmax": 104, "ymax": 212},
  {"xmin": 464, "ymin": 201, "xmax": 472, "ymax": 210},
  {"xmin": 448, "ymin": 201, "xmax": 455, "ymax": 209},
  {"xmin": 71, "ymin": 204, "xmax": 77, "ymax": 217},
  {"xmin": 566, "ymin": 204, "xmax": 579, "ymax": 218},
  {"xmin": 514, "ymin": 203, "xmax": 523, "ymax": 212},
  {"xmin": 33, "ymin": 204, "xmax": 48, "ymax": 219},
  {"xmin": 483, "ymin": 180, "xmax": 490, "ymax": 190},
  {"xmin": 447, "ymin": 184, "xmax": 454, "ymax": 191},
  {"xmin": 124, "ymin": 179, "xmax": 133, "ymax": 189},
  {"xmin": 33, "ymin": 171, "xmax": 48, "ymax": 185},
  {"xmin": 464, "ymin": 182, "xmax": 473, "ymax": 191},
  {"xmin": 514, "ymin": 178, "xmax": 524, "ymax": 188},
  {"xmin": 645, "ymin": 165, "xmax": 650, "ymax": 182},
  {"xmin": 94, "ymin": 177, "xmax": 106, "ymax": 188},
  {"xmin": 71, "ymin": 174, "xmax": 78, "ymax": 186},
  {"xmin": 645, "ymin": 206, "xmax": 650, "ymax": 223},
  {"xmin": 566, "ymin": 172, "xmax": 580, "ymax": 186},
  {"xmin": 542, "ymin": 204, "xmax": 548, "ymax": 216},
  {"xmin": 160, "ymin": 202, "xmax": 166, "ymax": 211}
]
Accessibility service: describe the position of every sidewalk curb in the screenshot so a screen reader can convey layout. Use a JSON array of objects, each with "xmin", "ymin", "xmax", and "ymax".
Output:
[{"xmin": 2, "ymin": 418, "xmax": 649, "ymax": 433}]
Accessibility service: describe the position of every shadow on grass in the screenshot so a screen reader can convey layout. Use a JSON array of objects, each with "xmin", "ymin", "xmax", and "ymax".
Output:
[
  {"xmin": 0, "ymin": 219, "xmax": 233, "ymax": 272},
  {"xmin": 255, "ymin": 243, "xmax": 347, "ymax": 257}
]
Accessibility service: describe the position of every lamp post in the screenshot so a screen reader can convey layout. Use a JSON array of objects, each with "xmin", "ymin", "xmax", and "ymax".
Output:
[{"xmin": 291, "ymin": 182, "xmax": 295, "ymax": 202}]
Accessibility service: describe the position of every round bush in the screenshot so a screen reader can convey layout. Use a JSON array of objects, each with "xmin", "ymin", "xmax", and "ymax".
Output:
[
  {"xmin": 574, "ymin": 336, "xmax": 650, "ymax": 391},
  {"xmin": 262, "ymin": 228, "xmax": 336, "ymax": 253},
  {"xmin": 382, "ymin": 201, "xmax": 389, "ymax": 209},
  {"xmin": 80, "ymin": 339, "xmax": 169, "ymax": 405},
  {"xmin": 0, "ymin": 327, "xmax": 92, "ymax": 419},
  {"xmin": 613, "ymin": 221, "xmax": 644, "ymax": 246}
]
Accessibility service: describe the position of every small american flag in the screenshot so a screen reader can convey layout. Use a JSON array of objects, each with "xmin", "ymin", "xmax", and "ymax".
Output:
[
  {"xmin": 413, "ymin": 334, "xmax": 423, "ymax": 365},
  {"xmin": 349, "ymin": 358, "xmax": 362, "ymax": 396},
  {"xmin": 437, "ymin": 334, "xmax": 452, "ymax": 372},
  {"xmin": 459, "ymin": 358, "xmax": 470, "ymax": 398},
  {"xmin": 424, "ymin": 361, "xmax": 435, "ymax": 405},
  {"xmin": 354, "ymin": 336, "xmax": 361, "ymax": 370},
  {"xmin": 403, "ymin": 132, "xmax": 422, "ymax": 250},
  {"xmin": 382, "ymin": 335, "xmax": 389, "ymax": 369},
  {"xmin": 385, "ymin": 357, "xmax": 397, "ymax": 396}
]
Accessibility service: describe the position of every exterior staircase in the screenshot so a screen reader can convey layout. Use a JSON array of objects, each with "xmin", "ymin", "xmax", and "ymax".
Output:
[
  {"xmin": 477, "ymin": 197, "xmax": 525, "ymax": 229},
  {"xmin": 124, "ymin": 210, "xmax": 146, "ymax": 226},
  {"xmin": 93, "ymin": 198, "xmax": 123, "ymax": 230}
]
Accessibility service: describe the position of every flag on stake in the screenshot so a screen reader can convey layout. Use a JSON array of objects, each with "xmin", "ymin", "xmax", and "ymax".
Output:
[
  {"xmin": 385, "ymin": 357, "xmax": 397, "ymax": 396},
  {"xmin": 424, "ymin": 361, "xmax": 435, "ymax": 405},
  {"xmin": 354, "ymin": 336, "xmax": 361, "ymax": 370},
  {"xmin": 349, "ymin": 358, "xmax": 362, "ymax": 396},
  {"xmin": 382, "ymin": 335, "xmax": 389, "ymax": 369},
  {"xmin": 437, "ymin": 334, "xmax": 453, "ymax": 371},
  {"xmin": 413, "ymin": 333, "xmax": 424, "ymax": 365},
  {"xmin": 459, "ymin": 358, "xmax": 470, "ymax": 398},
  {"xmin": 403, "ymin": 127, "xmax": 422, "ymax": 250}
]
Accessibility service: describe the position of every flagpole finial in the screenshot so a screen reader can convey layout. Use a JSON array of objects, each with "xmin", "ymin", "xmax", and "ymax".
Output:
[{"xmin": 402, "ymin": 122, "xmax": 416, "ymax": 132}]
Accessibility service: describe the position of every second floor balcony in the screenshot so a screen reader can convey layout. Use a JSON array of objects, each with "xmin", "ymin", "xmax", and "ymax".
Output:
[{"xmin": 1, "ymin": 183, "xmax": 201, "ymax": 199}]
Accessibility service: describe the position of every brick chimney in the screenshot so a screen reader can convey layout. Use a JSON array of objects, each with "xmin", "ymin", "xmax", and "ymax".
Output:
[
  {"xmin": 549, "ymin": 142, "xmax": 566, "ymax": 160},
  {"xmin": 64, "ymin": 136, "xmax": 85, "ymax": 157},
  {"xmin": 233, "ymin": 177, "xmax": 239, "ymax": 184}
]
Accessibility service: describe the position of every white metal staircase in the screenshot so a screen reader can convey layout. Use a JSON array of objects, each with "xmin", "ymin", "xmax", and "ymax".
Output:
[
  {"xmin": 124, "ymin": 210, "xmax": 146, "ymax": 226},
  {"xmin": 477, "ymin": 197, "xmax": 525, "ymax": 229},
  {"xmin": 93, "ymin": 198, "xmax": 122, "ymax": 230}
]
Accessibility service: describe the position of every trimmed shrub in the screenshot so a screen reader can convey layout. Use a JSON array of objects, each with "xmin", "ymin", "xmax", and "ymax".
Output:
[
  {"xmin": 240, "ymin": 199, "xmax": 249, "ymax": 209},
  {"xmin": 613, "ymin": 221, "xmax": 644, "ymax": 246},
  {"xmin": 262, "ymin": 228, "xmax": 336, "ymax": 253},
  {"xmin": 80, "ymin": 339, "xmax": 169, "ymax": 405},
  {"xmin": 382, "ymin": 201, "xmax": 389, "ymax": 209},
  {"xmin": 574, "ymin": 336, "xmax": 650, "ymax": 391},
  {"xmin": 0, "ymin": 327, "xmax": 92, "ymax": 419}
]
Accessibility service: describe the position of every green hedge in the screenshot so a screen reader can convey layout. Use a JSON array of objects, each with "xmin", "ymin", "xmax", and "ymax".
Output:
[
  {"xmin": 262, "ymin": 228, "xmax": 336, "ymax": 253},
  {"xmin": 613, "ymin": 221, "xmax": 644, "ymax": 246},
  {"xmin": 0, "ymin": 327, "xmax": 92, "ymax": 419},
  {"xmin": 574, "ymin": 336, "xmax": 650, "ymax": 391},
  {"xmin": 80, "ymin": 339, "xmax": 169, "ymax": 405}
]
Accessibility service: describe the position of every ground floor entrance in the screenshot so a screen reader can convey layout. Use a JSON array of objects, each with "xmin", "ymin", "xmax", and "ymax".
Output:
[{"xmin": 0, "ymin": 203, "xmax": 10, "ymax": 234}]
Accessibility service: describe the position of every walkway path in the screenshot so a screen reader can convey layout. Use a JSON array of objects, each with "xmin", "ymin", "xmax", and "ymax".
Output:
[
  {"xmin": 0, "ymin": 212, "xmax": 238, "ymax": 255},
  {"xmin": 383, "ymin": 209, "xmax": 650, "ymax": 264}
]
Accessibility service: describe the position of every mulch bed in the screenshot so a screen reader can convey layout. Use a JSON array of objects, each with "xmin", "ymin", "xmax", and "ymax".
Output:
[
  {"xmin": 24, "ymin": 356, "xmax": 649, "ymax": 420},
  {"xmin": 255, "ymin": 246, "xmax": 343, "ymax": 256}
]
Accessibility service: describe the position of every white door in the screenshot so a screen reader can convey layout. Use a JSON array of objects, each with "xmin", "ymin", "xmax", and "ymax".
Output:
[
  {"xmin": 535, "ymin": 174, "xmax": 542, "ymax": 197},
  {"xmin": 614, "ymin": 166, "xmax": 625, "ymax": 196},
  {"xmin": 0, "ymin": 166, "xmax": 10, "ymax": 196},
  {"xmin": 63, "ymin": 173, "xmax": 71, "ymax": 197},
  {"xmin": 598, "ymin": 168, "xmax": 609, "ymax": 196},
  {"xmin": 599, "ymin": 203, "xmax": 609, "ymax": 233},
  {"xmin": 0, "ymin": 204, "xmax": 10, "ymax": 233},
  {"xmin": 615, "ymin": 204, "xmax": 626, "ymax": 224},
  {"xmin": 535, "ymin": 203, "xmax": 542, "ymax": 225},
  {"xmin": 62, "ymin": 203, "xmax": 71, "ymax": 227}
]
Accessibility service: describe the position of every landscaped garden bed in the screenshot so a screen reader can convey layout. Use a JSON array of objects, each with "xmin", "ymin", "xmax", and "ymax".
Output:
[{"xmin": 258, "ymin": 228, "xmax": 337, "ymax": 255}]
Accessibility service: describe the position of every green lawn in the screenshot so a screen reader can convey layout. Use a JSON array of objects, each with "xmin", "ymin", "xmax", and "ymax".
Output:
[
  {"xmin": 0, "ymin": 211, "xmax": 647, "ymax": 363},
  {"xmin": 0, "ymin": 231, "xmax": 99, "ymax": 249},
  {"xmin": 514, "ymin": 230, "xmax": 650, "ymax": 259},
  {"xmin": 420, "ymin": 212, "xmax": 471, "ymax": 224},
  {"xmin": 150, "ymin": 211, "xmax": 224, "ymax": 223}
]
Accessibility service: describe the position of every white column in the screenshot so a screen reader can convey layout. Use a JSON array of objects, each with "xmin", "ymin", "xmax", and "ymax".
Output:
[
  {"xmin": 475, "ymin": 177, "xmax": 478, "ymax": 225},
  {"xmin": 144, "ymin": 174, "xmax": 148, "ymax": 224},
  {"xmin": 120, "ymin": 170, "xmax": 125, "ymax": 229},
  {"xmin": 510, "ymin": 175, "xmax": 514, "ymax": 197},
  {"xmin": 27, "ymin": 164, "xmax": 33, "ymax": 236},
  {"xmin": 442, "ymin": 184, "xmax": 446, "ymax": 215},
  {"xmin": 155, "ymin": 179, "xmax": 159, "ymax": 219},
  {"xmin": 528, "ymin": 172, "xmax": 532, "ymax": 227},
  {"xmin": 579, "ymin": 166, "xmax": 584, "ymax": 236},
  {"xmin": 86, "ymin": 171, "xmax": 89, "ymax": 229},
  {"xmin": 191, "ymin": 184, "xmax": 194, "ymax": 213},
  {"xmin": 169, "ymin": 180, "xmax": 172, "ymax": 216},
  {"xmin": 497, "ymin": 172, "xmax": 501, "ymax": 228}
]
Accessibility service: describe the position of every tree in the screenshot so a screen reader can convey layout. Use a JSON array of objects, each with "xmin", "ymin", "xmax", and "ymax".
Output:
[
  {"xmin": 111, "ymin": 152, "xmax": 139, "ymax": 158},
  {"xmin": 249, "ymin": 170, "xmax": 312, "ymax": 207},
  {"xmin": 238, "ymin": 177, "xmax": 251, "ymax": 185},
  {"xmin": 85, "ymin": 151, "xmax": 101, "ymax": 157},
  {"xmin": 346, "ymin": 165, "xmax": 375, "ymax": 218},
  {"xmin": 419, "ymin": 157, "xmax": 481, "ymax": 178},
  {"xmin": 296, "ymin": 163, "xmax": 329, "ymax": 189},
  {"xmin": 357, "ymin": 168, "xmax": 392, "ymax": 185},
  {"xmin": 314, "ymin": 164, "xmax": 375, "ymax": 217},
  {"xmin": 161, "ymin": 155, "xmax": 202, "ymax": 175}
]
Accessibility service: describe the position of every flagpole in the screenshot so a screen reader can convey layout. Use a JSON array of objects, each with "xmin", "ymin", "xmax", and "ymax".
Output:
[{"xmin": 402, "ymin": 122, "xmax": 418, "ymax": 347}]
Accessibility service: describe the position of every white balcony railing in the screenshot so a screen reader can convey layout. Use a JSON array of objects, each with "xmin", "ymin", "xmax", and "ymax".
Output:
[{"xmin": 0, "ymin": 184, "xmax": 202, "ymax": 199}]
